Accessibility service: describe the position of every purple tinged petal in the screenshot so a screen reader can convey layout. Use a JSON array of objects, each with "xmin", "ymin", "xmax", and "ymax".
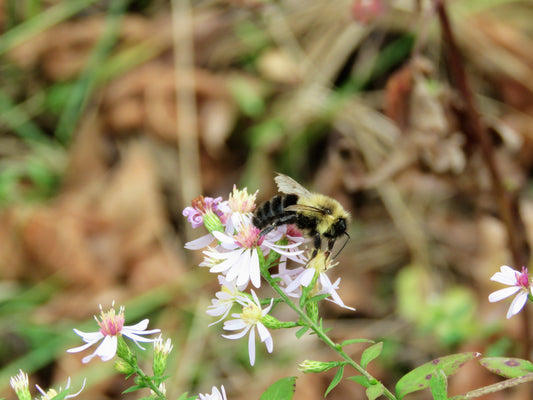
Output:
[
  {"xmin": 256, "ymin": 322, "xmax": 273, "ymax": 353},
  {"xmin": 72, "ymin": 329, "xmax": 104, "ymax": 343},
  {"xmin": 248, "ymin": 327, "xmax": 256, "ymax": 366},
  {"xmin": 249, "ymin": 249, "xmax": 261, "ymax": 288},
  {"xmin": 95, "ymin": 335, "xmax": 118, "ymax": 362},
  {"xmin": 488, "ymin": 286, "xmax": 521, "ymax": 302},
  {"xmin": 490, "ymin": 265, "xmax": 519, "ymax": 285},
  {"xmin": 507, "ymin": 291, "xmax": 528, "ymax": 319},
  {"xmin": 125, "ymin": 319, "xmax": 149, "ymax": 331},
  {"xmin": 185, "ymin": 234, "xmax": 215, "ymax": 250},
  {"xmin": 223, "ymin": 319, "xmax": 247, "ymax": 330},
  {"xmin": 66, "ymin": 341, "xmax": 99, "ymax": 354}
]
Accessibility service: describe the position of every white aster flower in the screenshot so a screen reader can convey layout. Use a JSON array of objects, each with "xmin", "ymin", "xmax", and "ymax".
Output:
[
  {"xmin": 198, "ymin": 385, "xmax": 228, "ymax": 400},
  {"xmin": 489, "ymin": 265, "xmax": 532, "ymax": 319},
  {"xmin": 205, "ymin": 217, "xmax": 303, "ymax": 288},
  {"xmin": 284, "ymin": 251, "xmax": 355, "ymax": 311},
  {"xmin": 222, "ymin": 290, "xmax": 274, "ymax": 366},
  {"xmin": 67, "ymin": 303, "xmax": 160, "ymax": 363},
  {"xmin": 207, "ymin": 275, "xmax": 247, "ymax": 326},
  {"xmin": 36, "ymin": 377, "xmax": 86, "ymax": 400}
]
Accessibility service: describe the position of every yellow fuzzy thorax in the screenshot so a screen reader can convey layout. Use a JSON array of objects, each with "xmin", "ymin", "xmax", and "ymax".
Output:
[{"xmin": 299, "ymin": 193, "xmax": 350, "ymax": 234}]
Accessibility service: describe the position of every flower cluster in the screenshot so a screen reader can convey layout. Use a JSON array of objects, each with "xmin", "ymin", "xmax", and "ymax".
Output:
[
  {"xmin": 10, "ymin": 370, "xmax": 86, "ymax": 400},
  {"xmin": 67, "ymin": 303, "xmax": 161, "ymax": 363},
  {"xmin": 183, "ymin": 185, "xmax": 354, "ymax": 365},
  {"xmin": 489, "ymin": 265, "xmax": 533, "ymax": 319}
]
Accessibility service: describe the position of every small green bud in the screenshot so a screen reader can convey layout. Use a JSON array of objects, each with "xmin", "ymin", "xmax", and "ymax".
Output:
[
  {"xmin": 116, "ymin": 335, "xmax": 134, "ymax": 363},
  {"xmin": 260, "ymin": 314, "xmax": 284, "ymax": 329},
  {"xmin": 114, "ymin": 359, "xmax": 136, "ymax": 375},
  {"xmin": 298, "ymin": 360, "xmax": 342, "ymax": 373},
  {"xmin": 153, "ymin": 336, "xmax": 173, "ymax": 376},
  {"xmin": 203, "ymin": 212, "xmax": 224, "ymax": 234},
  {"xmin": 10, "ymin": 370, "xmax": 31, "ymax": 400}
]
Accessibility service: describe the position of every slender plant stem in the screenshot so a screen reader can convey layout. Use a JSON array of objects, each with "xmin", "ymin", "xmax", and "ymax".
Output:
[
  {"xmin": 436, "ymin": 0, "xmax": 531, "ymax": 358},
  {"xmin": 448, "ymin": 373, "xmax": 533, "ymax": 400},
  {"xmin": 261, "ymin": 267, "xmax": 397, "ymax": 400},
  {"xmin": 132, "ymin": 364, "xmax": 166, "ymax": 400}
]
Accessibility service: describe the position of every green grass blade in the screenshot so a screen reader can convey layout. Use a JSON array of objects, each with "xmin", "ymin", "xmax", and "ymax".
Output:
[
  {"xmin": 54, "ymin": 0, "xmax": 131, "ymax": 144},
  {"xmin": 0, "ymin": 0, "xmax": 100, "ymax": 56}
]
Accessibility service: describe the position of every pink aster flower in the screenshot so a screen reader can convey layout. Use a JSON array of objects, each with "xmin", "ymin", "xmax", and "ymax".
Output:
[
  {"xmin": 227, "ymin": 186, "xmax": 257, "ymax": 214},
  {"xmin": 222, "ymin": 290, "xmax": 274, "ymax": 366},
  {"xmin": 489, "ymin": 265, "xmax": 532, "ymax": 319},
  {"xmin": 183, "ymin": 196, "xmax": 226, "ymax": 229},
  {"xmin": 67, "ymin": 304, "xmax": 160, "ymax": 363},
  {"xmin": 204, "ymin": 217, "xmax": 304, "ymax": 288}
]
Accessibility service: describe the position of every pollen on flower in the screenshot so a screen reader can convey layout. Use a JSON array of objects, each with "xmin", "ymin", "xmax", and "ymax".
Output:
[
  {"xmin": 516, "ymin": 267, "xmax": 530, "ymax": 288},
  {"xmin": 241, "ymin": 303, "xmax": 262, "ymax": 324},
  {"xmin": 235, "ymin": 225, "xmax": 262, "ymax": 248},
  {"xmin": 228, "ymin": 186, "xmax": 257, "ymax": 213},
  {"xmin": 308, "ymin": 251, "xmax": 338, "ymax": 274},
  {"xmin": 97, "ymin": 305, "xmax": 125, "ymax": 336}
]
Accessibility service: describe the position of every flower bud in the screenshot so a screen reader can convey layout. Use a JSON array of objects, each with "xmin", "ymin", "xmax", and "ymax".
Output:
[
  {"xmin": 260, "ymin": 314, "xmax": 284, "ymax": 329},
  {"xmin": 298, "ymin": 360, "xmax": 342, "ymax": 373},
  {"xmin": 153, "ymin": 336, "xmax": 173, "ymax": 376},
  {"xmin": 116, "ymin": 335, "xmax": 134, "ymax": 363},
  {"xmin": 203, "ymin": 212, "xmax": 225, "ymax": 234},
  {"xmin": 114, "ymin": 359, "xmax": 136, "ymax": 375},
  {"xmin": 10, "ymin": 370, "xmax": 31, "ymax": 400}
]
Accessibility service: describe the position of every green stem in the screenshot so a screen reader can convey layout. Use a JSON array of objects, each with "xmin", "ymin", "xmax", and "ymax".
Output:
[
  {"xmin": 261, "ymin": 267, "xmax": 397, "ymax": 400},
  {"xmin": 132, "ymin": 364, "xmax": 167, "ymax": 400}
]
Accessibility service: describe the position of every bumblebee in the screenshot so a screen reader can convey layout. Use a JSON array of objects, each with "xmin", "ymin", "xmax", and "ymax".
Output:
[{"xmin": 252, "ymin": 173, "xmax": 350, "ymax": 257}]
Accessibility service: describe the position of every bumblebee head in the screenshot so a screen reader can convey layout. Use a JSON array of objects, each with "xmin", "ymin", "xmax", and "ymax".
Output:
[{"xmin": 331, "ymin": 217, "xmax": 347, "ymax": 237}]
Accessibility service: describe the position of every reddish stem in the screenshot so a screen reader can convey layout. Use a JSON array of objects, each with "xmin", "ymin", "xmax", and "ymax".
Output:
[{"xmin": 435, "ymin": 0, "xmax": 531, "ymax": 358}]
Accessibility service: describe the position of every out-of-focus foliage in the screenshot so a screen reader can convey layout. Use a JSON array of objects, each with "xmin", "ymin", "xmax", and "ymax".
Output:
[{"xmin": 1, "ymin": 0, "xmax": 533, "ymax": 399}]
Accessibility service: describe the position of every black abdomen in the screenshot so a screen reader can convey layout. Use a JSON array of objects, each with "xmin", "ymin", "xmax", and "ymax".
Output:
[{"xmin": 253, "ymin": 194, "xmax": 298, "ymax": 229}]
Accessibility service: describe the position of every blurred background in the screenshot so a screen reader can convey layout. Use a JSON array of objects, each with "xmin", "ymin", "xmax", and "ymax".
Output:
[{"xmin": 1, "ymin": 0, "xmax": 533, "ymax": 398}]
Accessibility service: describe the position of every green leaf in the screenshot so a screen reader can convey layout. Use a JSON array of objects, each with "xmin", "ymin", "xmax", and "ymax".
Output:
[
  {"xmin": 122, "ymin": 385, "xmax": 145, "ymax": 394},
  {"xmin": 295, "ymin": 326, "xmax": 308, "ymax": 338},
  {"xmin": 366, "ymin": 383, "xmax": 384, "ymax": 400},
  {"xmin": 395, "ymin": 352, "xmax": 479, "ymax": 399},
  {"xmin": 429, "ymin": 368, "xmax": 448, "ymax": 400},
  {"xmin": 347, "ymin": 375, "xmax": 372, "ymax": 388},
  {"xmin": 361, "ymin": 342, "xmax": 383, "ymax": 369},
  {"xmin": 480, "ymin": 357, "xmax": 533, "ymax": 378},
  {"xmin": 340, "ymin": 339, "xmax": 375, "ymax": 348},
  {"xmin": 260, "ymin": 377, "xmax": 296, "ymax": 400},
  {"xmin": 325, "ymin": 365, "xmax": 344, "ymax": 397}
]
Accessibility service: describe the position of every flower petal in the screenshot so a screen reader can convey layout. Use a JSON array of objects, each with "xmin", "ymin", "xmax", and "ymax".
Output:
[
  {"xmin": 72, "ymin": 329, "xmax": 104, "ymax": 343},
  {"xmin": 488, "ymin": 286, "xmax": 520, "ymax": 302},
  {"xmin": 507, "ymin": 291, "xmax": 528, "ymax": 319},
  {"xmin": 490, "ymin": 265, "xmax": 518, "ymax": 285},
  {"xmin": 185, "ymin": 234, "xmax": 215, "ymax": 250},
  {"xmin": 248, "ymin": 327, "xmax": 256, "ymax": 366},
  {"xmin": 249, "ymin": 249, "xmax": 261, "ymax": 288},
  {"xmin": 95, "ymin": 335, "xmax": 118, "ymax": 362}
]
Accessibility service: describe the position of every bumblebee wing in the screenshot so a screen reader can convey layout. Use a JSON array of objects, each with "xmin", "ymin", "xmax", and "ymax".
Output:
[
  {"xmin": 275, "ymin": 173, "xmax": 312, "ymax": 198},
  {"xmin": 284, "ymin": 204, "xmax": 326, "ymax": 215}
]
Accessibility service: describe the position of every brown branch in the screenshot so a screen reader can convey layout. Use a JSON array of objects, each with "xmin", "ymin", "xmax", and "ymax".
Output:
[{"xmin": 435, "ymin": 0, "xmax": 531, "ymax": 358}]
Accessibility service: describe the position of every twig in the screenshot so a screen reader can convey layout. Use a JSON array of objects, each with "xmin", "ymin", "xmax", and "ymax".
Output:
[{"xmin": 435, "ymin": 0, "xmax": 531, "ymax": 358}]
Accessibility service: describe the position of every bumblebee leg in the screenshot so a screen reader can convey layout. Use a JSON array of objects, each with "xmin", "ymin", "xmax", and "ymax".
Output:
[
  {"xmin": 260, "ymin": 214, "xmax": 298, "ymax": 237},
  {"xmin": 325, "ymin": 239, "xmax": 335, "ymax": 259},
  {"xmin": 311, "ymin": 233, "xmax": 321, "ymax": 259}
]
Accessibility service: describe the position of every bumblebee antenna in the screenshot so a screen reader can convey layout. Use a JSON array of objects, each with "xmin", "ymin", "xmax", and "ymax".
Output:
[{"xmin": 332, "ymin": 231, "xmax": 350, "ymax": 259}]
